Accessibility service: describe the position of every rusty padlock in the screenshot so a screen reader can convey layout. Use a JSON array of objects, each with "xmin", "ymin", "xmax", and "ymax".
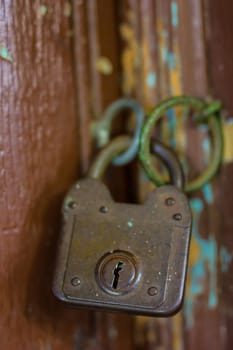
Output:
[{"xmin": 53, "ymin": 136, "xmax": 191, "ymax": 316}]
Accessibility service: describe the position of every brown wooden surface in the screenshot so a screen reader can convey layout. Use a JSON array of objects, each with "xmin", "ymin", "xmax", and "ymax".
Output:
[
  {"xmin": 0, "ymin": 1, "xmax": 82, "ymax": 349},
  {"xmin": 119, "ymin": 1, "xmax": 233, "ymax": 349},
  {"xmin": 1, "ymin": 0, "xmax": 233, "ymax": 349}
]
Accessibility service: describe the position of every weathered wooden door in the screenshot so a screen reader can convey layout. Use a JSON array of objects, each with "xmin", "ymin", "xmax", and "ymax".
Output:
[{"xmin": 1, "ymin": 1, "xmax": 232, "ymax": 349}]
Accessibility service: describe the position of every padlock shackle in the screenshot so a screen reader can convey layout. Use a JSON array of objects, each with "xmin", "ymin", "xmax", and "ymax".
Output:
[
  {"xmin": 150, "ymin": 139, "xmax": 185, "ymax": 190},
  {"xmin": 139, "ymin": 96, "xmax": 223, "ymax": 192},
  {"xmin": 88, "ymin": 136, "xmax": 184, "ymax": 190},
  {"xmin": 88, "ymin": 136, "xmax": 131, "ymax": 180}
]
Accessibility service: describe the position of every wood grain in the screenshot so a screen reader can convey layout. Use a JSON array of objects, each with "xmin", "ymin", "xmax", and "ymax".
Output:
[
  {"xmin": 0, "ymin": 1, "xmax": 87, "ymax": 349},
  {"xmin": 119, "ymin": 1, "xmax": 233, "ymax": 350},
  {"xmin": 1, "ymin": 0, "xmax": 233, "ymax": 349}
]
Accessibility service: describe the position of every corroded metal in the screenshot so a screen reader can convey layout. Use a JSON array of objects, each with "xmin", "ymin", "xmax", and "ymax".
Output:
[
  {"xmin": 53, "ymin": 181, "xmax": 191, "ymax": 316},
  {"xmin": 88, "ymin": 135, "xmax": 185, "ymax": 190},
  {"xmin": 92, "ymin": 98, "xmax": 144, "ymax": 166},
  {"xmin": 53, "ymin": 137, "xmax": 191, "ymax": 316},
  {"xmin": 139, "ymin": 96, "xmax": 223, "ymax": 193}
]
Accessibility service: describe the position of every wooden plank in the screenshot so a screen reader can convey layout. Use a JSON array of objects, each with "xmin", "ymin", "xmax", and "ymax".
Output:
[
  {"xmin": 1, "ymin": 0, "xmax": 233, "ymax": 349},
  {"xmin": 72, "ymin": 1, "xmax": 134, "ymax": 349},
  {"xmin": 119, "ymin": 1, "xmax": 233, "ymax": 349},
  {"xmin": 0, "ymin": 1, "xmax": 89, "ymax": 349},
  {"xmin": 0, "ymin": 0, "xmax": 134, "ymax": 349},
  {"xmin": 183, "ymin": 1, "xmax": 233, "ymax": 349}
]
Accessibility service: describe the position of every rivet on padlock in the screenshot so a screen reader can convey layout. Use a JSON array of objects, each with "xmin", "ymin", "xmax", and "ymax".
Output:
[{"xmin": 53, "ymin": 136, "xmax": 191, "ymax": 316}]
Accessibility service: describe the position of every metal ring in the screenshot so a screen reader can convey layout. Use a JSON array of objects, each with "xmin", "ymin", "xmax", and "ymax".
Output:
[
  {"xmin": 139, "ymin": 96, "xmax": 223, "ymax": 193},
  {"xmin": 88, "ymin": 135, "xmax": 185, "ymax": 190},
  {"xmin": 93, "ymin": 99, "xmax": 144, "ymax": 166},
  {"xmin": 150, "ymin": 138, "xmax": 185, "ymax": 190}
]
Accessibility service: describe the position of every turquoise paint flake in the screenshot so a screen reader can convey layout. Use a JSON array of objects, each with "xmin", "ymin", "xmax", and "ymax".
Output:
[
  {"xmin": 171, "ymin": 1, "xmax": 179, "ymax": 28},
  {"xmin": 0, "ymin": 46, "xmax": 13, "ymax": 62},
  {"xmin": 201, "ymin": 138, "xmax": 214, "ymax": 203},
  {"xmin": 185, "ymin": 198, "xmax": 218, "ymax": 328},
  {"xmin": 161, "ymin": 48, "xmax": 176, "ymax": 70},
  {"xmin": 162, "ymin": 47, "xmax": 169, "ymax": 63},
  {"xmin": 202, "ymin": 138, "xmax": 210, "ymax": 163},
  {"xmin": 167, "ymin": 109, "xmax": 177, "ymax": 147},
  {"xmin": 220, "ymin": 247, "xmax": 233, "ymax": 272},
  {"xmin": 202, "ymin": 183, "xmax": 214, "ymax": 204},
  {"xmin": 161, "ymin": 29, "xmax": 177, "ymax": 70},
  {"xmin": 168, "ymin": 53, "xmax": 176, "ymax": 70},
  {"xmin": 127, "ymin": 221, "xmax": 134, "ymax": 228},
  {"xmin": 147, "ymin": 72, "xmax": 157, "ymax": 88}
]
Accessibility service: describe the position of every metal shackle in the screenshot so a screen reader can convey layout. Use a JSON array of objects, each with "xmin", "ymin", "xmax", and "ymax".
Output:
[
  {"xmin": 139, "ymin": 96, "xmax": 223, "ymax": 193},
  {"xmin": 88, "ymin": 136, "xmax": 185, "ymax": 190}
]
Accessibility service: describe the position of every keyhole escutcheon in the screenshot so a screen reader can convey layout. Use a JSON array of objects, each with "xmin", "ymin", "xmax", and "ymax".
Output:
[
  {"xmin": 112, "ymin": 261, "xmax": 124, "ymax": 289},
  {"xmin": 96, "ymin": 250, "xmax": 139, "ymax": 295}
]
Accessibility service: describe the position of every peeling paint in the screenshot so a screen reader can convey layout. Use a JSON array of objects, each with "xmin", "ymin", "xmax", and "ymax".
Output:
[
  {"xmin": 171, "ymin": 2, "xmax": 179, "ymax": 28},
  {"xmin": 157, "ymin": 17, "xmax": 184, "ymax": 154},
  {"xmin": 96, "ymin": 56, "xmax": 113, "ymax": 75},
  {"xmin": 39, "ymin": 5, "xmax": 47, "ymax": 16},
  {"xmin": 120, "ymin": 21, "xmax": 139, "ymax": 95},
  {"xmin": 202, "ymin": 183, "xmax": 214, "ymax": 204},
  {"xmin": 64, "ymin": 2, "xmax": 72, "ymax": 17},
  {"xmin": 168, "ymin": 53, "xmax": 176, "ymax": 70},
  {"xmin": 169, "ymin": 42, "xmax": 182, "ymax": 96},
  {"xmin": 157, "ymin": 20, "xmax": 169, "ymax": 98},
  {"xmin": 0, "ymin": 45, "xmax": 13, "ymax": 62},
  {"xmin": 185, "ymin": 198, "xmax": 218, "ymax": 328},
  {"xmin": 223, "ymin": 118, "xmax": 233, "ymax": 163},
  {"xmin": 202, "ymin": 137, "xmax": 210, "ymax": 162},
  {"xmin": 158, "ymin": 9, "xmax": 184, "ymax": 174},
  {"xmin": 162, "ymin": 48, "xmax": 176, "ymax": 71},
  {"xmin": 146, "ymin": 72, "xmax": 157, "ymax": 88},
  {"xmin": 220, "ymin": 247, "xmax": 233, "ymax": 273},
  {"xmin": 201, "ymin": 137, "xmax": 214, "ymax": 203},
  {"xmin": 141, "ymin": 36, "xmax": 158, "ymax": 110},
  {"xmin": 167, "ymin": 109, "xmax": 177, "ymax": 148}
]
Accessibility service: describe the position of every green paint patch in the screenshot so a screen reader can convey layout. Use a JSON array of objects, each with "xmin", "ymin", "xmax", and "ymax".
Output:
[
  {"xmin": 0, "ymin": 45, "xmax": 13, "ymax": 62},
  {"xmin": 39, "ymin": 5, "xmax": 47, "ymax": 16}
]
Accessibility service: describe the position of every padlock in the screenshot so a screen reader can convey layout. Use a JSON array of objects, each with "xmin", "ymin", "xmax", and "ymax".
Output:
[{"xmin": 52, "ymin": 136, "xmax": 192, "ymax": 316}]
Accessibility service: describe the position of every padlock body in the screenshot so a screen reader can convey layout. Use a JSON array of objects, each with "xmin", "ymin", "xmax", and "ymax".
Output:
[{"xmin": 53, "ymin": 178, "xmax": 191, "ymax": 316}]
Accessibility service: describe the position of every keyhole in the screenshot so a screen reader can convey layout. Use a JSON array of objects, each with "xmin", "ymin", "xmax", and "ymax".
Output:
[{"xmin": 112, "ymin": 261, "xmax": 124, "ymax": 289}]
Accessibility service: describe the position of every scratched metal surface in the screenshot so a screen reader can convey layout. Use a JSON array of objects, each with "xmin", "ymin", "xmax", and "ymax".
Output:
[{"xmin": 1, "ymin": 0, "xmax": 233, "ymax": 349}]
